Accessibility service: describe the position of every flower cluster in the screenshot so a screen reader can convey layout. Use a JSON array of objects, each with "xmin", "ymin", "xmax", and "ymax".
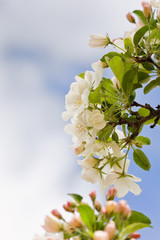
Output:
[
  {"xmin": 33, "ymin": 188, "xmax": 151, "ymax": 240},
  {"xmin": 62, "ymin": 60, "xmax": 142, "ymax": 197},
  {"xmin": 63, "ymin": 0, "xmax": 160, "ymax": 198}
]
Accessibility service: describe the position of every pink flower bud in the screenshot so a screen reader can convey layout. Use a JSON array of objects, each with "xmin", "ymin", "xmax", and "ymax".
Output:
[
  {"xmin": 129, "ymin": 232, "xmax": 141, "ymax": 239},
  {"xmin": 67, "ymin": 201, "xmax": 77, "ymax": 208},
  {"xmin": 105, "ymin": 201, "xmax": 117, "ymax": 215},
  {"xmin": 94, "ymin": 200, "xmax": 102, "ymax": 212},
  {"xmin": 101, "ymin": 207, "xmax": 107, "ymax": 215},
  {"xmin": 51, "ymin": 209, "xmax": 62, "ymax": 219},
  {"xmin": 69, "ymin": 214, "xmax": 83, "ymax": 228},
  {"xmin": 89, "ymin": 190, "xmax": 96, "ymax": 202},
  {"xmin": 118, "ymin": 200, "xmax": 131, "ymax": 219},
  {"xmin": 94, "ymin": 230, "xmax": 109, "ymax": 240},
  {"xmin": 117, "ymin": 200, "xmax": 127, "ymax": 213},
  {"xmin": 123, "ymin": 204, "xmax": 131, "ymax": 218},
  {"xmin": 63, "ymin": 203, "xmax": 74, "ymax": 213},
  {"xmin": 142, "ymin": 2, "xmax": 152, "ymax": 19},
  {"xmin": 105, "ymin": 221, "xmax": 116, "ymax": 240},
  {"xmin": 126, "ymin": 12, "xmax": 136, "ymax": 23},
  {"xmin": 107, "ymin": 187, "xmax": 117, "ymax": 200}
]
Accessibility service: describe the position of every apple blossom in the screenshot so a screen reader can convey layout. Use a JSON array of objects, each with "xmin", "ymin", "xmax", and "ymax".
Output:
[
  {"xmin": 89, "ymin": 34, "xmax": 110, "ymax": 48},
  {"xmin": 42, "ymin": 216, "xmax": 62, "ymax": 233}
]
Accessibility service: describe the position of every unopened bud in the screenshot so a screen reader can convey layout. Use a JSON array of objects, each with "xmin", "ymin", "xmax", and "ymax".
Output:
[
  {"xmin": 126, "ymin": 12, "xmax": 136, "ymax": 23},
  {"xmin": 94, "ymin": 230, "xmax": 109, "ymax": 240},
  {"xmin": 51, "ymin": 209, "xmax": 62, "ymax": 219},
  {"xmin": 63, "ymin": 203, "xmax": 74, "ymax": 213},
  {"xmin": 129, "ymin": 232, "xmax": 141, "ymax": 239},
  {"xmin": 105, "ymin": 221, "xmax": 116, "ymax": 240},
  {"xmin": 142, "ymin": 1, "xmax": 152, "ymax": 19},
  {"xmin": 89, "ymin": 33, "xmax": 110, "ymax": 48},
  {"xmin": 101, "ymin": 207, "xmax": 107, "ymax": 215},
  {"xmin": 67, "ymin": 201, "xmax": 77, "ymax": 208},
  {"xmin": 123, "ymin": 204, "xmax": 131, "ymax": 218},
  {"xmin": 118, "ymin": 200, "xmax": 131, "ymax": 219},
  {"xmin": 89, "ymin": 190, "xmax": 96, "ymax": 202},
  {"xmin": 107, "ymin": 187, "xmax": 117, "ymax": 200},
  {"xmin": 105, "ymin": 201, "xmax": 117, "ymax": 215},
  {"xmin": 94, "ymin": 200, "xmax": 102, "ymax": 212}
]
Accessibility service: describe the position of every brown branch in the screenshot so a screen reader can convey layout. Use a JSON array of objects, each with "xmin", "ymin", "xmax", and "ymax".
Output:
[{"xmin": 109, "ymin": 101, "xmax": 160, "ymax": 141}]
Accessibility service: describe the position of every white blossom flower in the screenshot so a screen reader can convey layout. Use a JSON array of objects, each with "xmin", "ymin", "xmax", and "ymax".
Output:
[
  {"xmin": 150, "ymin": 0, "xmax": 160, "ymax": 8},
  {"xmin": 62, "ymin": 76, "xmax": 90, "ymax": 121},
  {"xmin": 103, "ymin": 159, "xmax": 142, "ymax": 198},
  {"xmin": 87, "ymin": 109, "xmax": 106, "ymax": 130},
  {"xmin": 42, "ymin": 215, "xmax": 62, "ymax": 233},
  {"xmin": 78, "ymin": 157, "xmax": 99, "ymax": 183},
  {"xmin": 85, "ymin": 61, "xmax": 104, "ymax": 90},
  {"xmin": 89, "ymin": 34, "xmax": 110, "ymax": 48},
  {"xmin": 64, "ymin": 112, "xmax": 97, "ymax": 146}
]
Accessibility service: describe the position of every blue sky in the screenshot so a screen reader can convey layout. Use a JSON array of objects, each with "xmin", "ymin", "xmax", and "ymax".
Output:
[{"xmin": 0, "ymin": 0, "xmax": 159, "ymax": 239}]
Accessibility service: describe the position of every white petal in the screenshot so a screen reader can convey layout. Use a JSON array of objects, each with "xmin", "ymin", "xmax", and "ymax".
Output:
[
  {"xmin": 64, "ymin": 123, "xmax": 74, "ymax": 135},
  {"xmin": 126, "ymin": 178, "xmax": 142, "ymax": 195},
  {"xmin": 62, "ymin": 111, "xmax": 72, "ymax": 121},
  {"xmin": 124, "ymin": 158, "xmax": 130, "ymax": 172},
  {"xmin": 128, "ymin": 174, "xmax": 142, "ymax": 182},
  {"xmin": 103, "ymin": 172, "xmax": 117, "ymax": 189},
  {"xmin": 114, "ymin": 178, "xmax": 130, "ymax": 198}
]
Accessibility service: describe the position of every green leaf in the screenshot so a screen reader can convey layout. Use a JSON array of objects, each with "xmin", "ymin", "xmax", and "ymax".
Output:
[
  {"xmin": 133, "ymin": 149, "xmax": 151, "ymax": 171},
  {"xmin": 68, "ymin": 193, "xmax": 83, "ymax": 203},
  {"xmin": 133, "ymin": 10, "xmax": 148, "ymax": 25},
  {"xmin": 78, "ymin": 204, "xmax": 95, "ymax": 231},
  {"xmin": 128, "ymin": 210, "xmax": 151, "ymax": 224},
  {"xmin": 101, "ymin": 52, "xmax": 122, "ymax": 62},
  {"xmin": 122, "ymin": 70, "xmax": 135, "ymax": 95},
  {"xmin": 124, "ymin": 38, "xmax": 134, "ymax": 53},
  {"xmin": 78, "ymin": 72, "xmax": 85, "ymax": 79},
  {"xmin": 141, "ymin": 62, "xmax": 155, "ymax": 71},
  {"xmin": 138, "ymin": 71, "xmax": 150, "ymax": 84},
  {"xmin": 105, "ymin": 56, "xmax": 124, "ymax": 83},
  {"xmin": 132, "ymin": 83, "xmax": 142, "ymax": 91},
  {"xmin": 118, "ymin": 222, "xmax": 151, "ymax": 240},
  {"xmin": 98, "ymin": 124, "xmax": 113, "ymax": 141},
  {"xmin": 133, "ymin": 25, "xmax": 149, "ymax": 46},
  {"xmin": 138, "ymin": 107, "xmax": 150, "ymax": 117},
  {"xmin": 89, "ymin": 85, "xmax": 101, "ymax": 104},
  {"xmin": 135, "ymin": 136, "xmax": 151, "ymax": 145},
  {"xmin": 89, "ymin": 79, "xmax": 117, "ymax": 104},
  {"xmin": 144, "ymin": 77, "xmax": 160, "ymax": 94},
  {"xmin": 112, "ymin": 131, "xmax": 119, "ymax": 143}
]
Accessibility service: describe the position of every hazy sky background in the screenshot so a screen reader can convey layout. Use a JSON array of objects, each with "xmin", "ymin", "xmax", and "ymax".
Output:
[{"xmin": 0, "ymin": 0, "xmax": 159, "ymax": 239}]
